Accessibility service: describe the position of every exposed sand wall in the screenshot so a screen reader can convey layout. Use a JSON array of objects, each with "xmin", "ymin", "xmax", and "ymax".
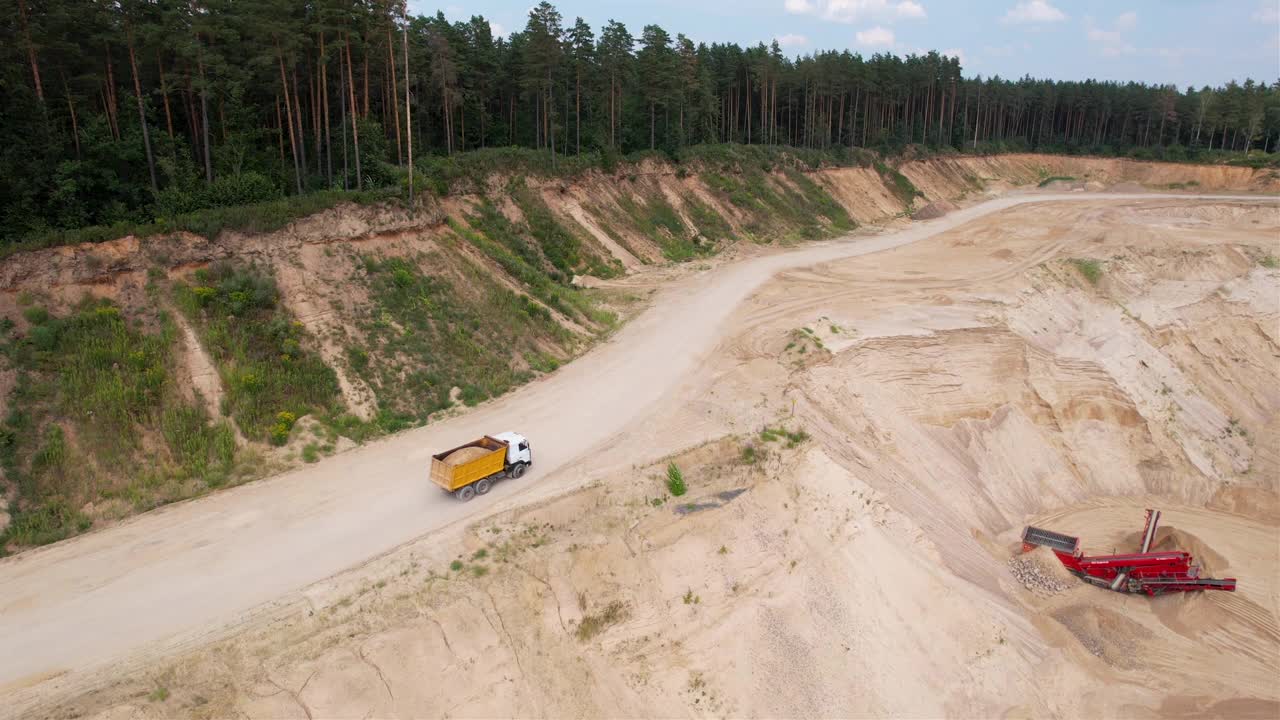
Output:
[{"xmin": 30, "ymin": 194, "xmax": 1279, "ymax": 720}]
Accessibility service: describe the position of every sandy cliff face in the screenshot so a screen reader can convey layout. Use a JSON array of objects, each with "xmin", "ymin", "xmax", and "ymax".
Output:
[{"xmin": 36, "ymin": 190, "xmax": 1279, "ymax": 719}]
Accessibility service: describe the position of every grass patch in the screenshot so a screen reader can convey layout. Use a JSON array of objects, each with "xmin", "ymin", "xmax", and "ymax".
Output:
[
  {"xmin": 174, "ymin": 262, "xmax": 341, "ymax": 442},
  {"xmin": 347, "ymin": 253, "xmax": 570, "ymax": 425},
  {"xmin": 148, "ymin": 687, "xmax": 170, "ymax": 703},
  {"xmin": 782, "ymin": 168, "xmax": 855, "ymax": 231},
  {"xmin": 666, "ymin": 462, "xmax": 687, "ymax": 497},
  {"xmin": 874, "ymin": 161, "xmax": 924, "ymax": 207},
  {"xmin": 456, "ymin": 209, "xmax": 615, "ymax": 328},
  {"xmin": 683, "ymin": 197, "xmax": 734, "ymax": 243},
  {"xmin": 702, "ymin": 166, "xmax": 850, "ymax": 241},
  {"xmin": 1259, "ymin": 255, "xmax": 1278, "ymax": 269},
  {"xmin": 0, "ymin": 298, "xmax": 243, "ymax": 549},
  {"xmin": 759, "ymin": 426, "xmax": 810, "ymax": 448},
  {"xmin": 615, "ymin": 193, "xmax": 705, "ymax": 261},
  {"xmin": 576, "ymin": 600, "xmax": 628, "ymax": 641},
  {"xmin": 510, "ymin": 182, "xmax": 583, "ymax": 276},
  {"xmin": 1038, "ymin": 175, "xmax": 1076, "ymax": 187},
  {"xmin": 1069, "ymin": 258, "xmax": 1104, "ymax": 285}
]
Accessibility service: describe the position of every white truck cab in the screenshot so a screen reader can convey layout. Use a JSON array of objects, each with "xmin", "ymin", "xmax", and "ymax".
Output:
[{"xmin": 492, "ymin": 431, "xmax": 532, "ymax": 476}]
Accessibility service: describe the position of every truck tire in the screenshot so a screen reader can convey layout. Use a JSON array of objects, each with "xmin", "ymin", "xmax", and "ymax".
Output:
[
  {"xmin": 475, "ymin": 477, "xmax": 493, "ymax": 495},
  {"xmin": 509, "ymin": 463, "xmax": 527, "ymax": 479},
  {"xmin": 455, "ymin": 485, "xmax": 476, "ymax": 502}
]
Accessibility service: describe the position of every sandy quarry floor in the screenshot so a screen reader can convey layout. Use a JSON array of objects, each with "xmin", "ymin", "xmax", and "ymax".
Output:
[{"xmin": 4, "ymin": 193, "xmax": 1279, "ymax": 719}]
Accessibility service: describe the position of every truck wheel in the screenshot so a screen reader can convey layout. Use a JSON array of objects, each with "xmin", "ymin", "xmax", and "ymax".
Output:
[
  {"xmin": 455, "ymin": 485, "xmax": 476, "ymax": 502},
  {"xmin": 476, "ymin": 478, "xmax": 493, "ymax": 495},
  {"xmin": 510, "ymin": 463, "xmax": 527, "ymax": 479}
]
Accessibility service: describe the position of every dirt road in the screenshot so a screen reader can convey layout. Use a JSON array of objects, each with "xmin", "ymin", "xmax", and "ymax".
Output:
[{"xmin": 0, "ymin": 192, "xmax": 1270, "ymax": 712}]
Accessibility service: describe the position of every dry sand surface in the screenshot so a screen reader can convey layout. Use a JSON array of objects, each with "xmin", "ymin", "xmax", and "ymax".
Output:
[
  {"xmin": 441, "ymin": 446, "xmax": 492, "ymax": 466},
  {"xmin": 4, "ymin": 193, "xmax": 1280, "ymax": 719}
]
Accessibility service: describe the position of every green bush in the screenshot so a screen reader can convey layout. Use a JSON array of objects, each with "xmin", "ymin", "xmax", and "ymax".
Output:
[
  {"xmin": 666, "ymin": 462, "xmax": 687, "ymax": 497},
  {"xmin": 1069, "ymin": 258, "xmax": 1104, "ymax": 285}
]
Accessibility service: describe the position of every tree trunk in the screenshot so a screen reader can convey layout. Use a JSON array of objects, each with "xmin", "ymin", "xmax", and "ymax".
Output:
[
  {"xmin": 345, "ymin": 36, "xmax": 362, "ymax": 189},
  {"xmin": 104, "ymin": 48, "xmax": 120, "ymax": 139},
  {"xmin": 277, "ymin": 45, "xmax": 303, "ymax": 194},
  {"xmin": 404, "ymin": 21, "xmax": 413, "ymax": 204},
  {"xmin": 197, "ymin": 49, "xmax": 212, "ymax": 185},
  {"xmin": 126, "ymin": 22, "xmax": 158, "ymax": 193},
  {"xmin": 321, "ymin": 34, "xmax": 332, "ymax": 186},
  {"xmin": 340, "ymin": 43, "xmax": 349, "ymax": 189},
  {"xmin": 292, "ymin": 67, "xmax": 308, "ymax": 180},
  {"xmin": 387, "ymin": 26, "xmax": 402, "ymax": 164},
  {"xmin": 973, "ymin": 88, "xmax": 981, "ymax": 149},
  {"xmin": 153, "ymin": 53, "xmax": 175, "ymax": 140},
  {"xmin": 576, "ymin": 66, "xmax": 581, "ymax": 155},
  {"xmin": 17, "ymin": 0, "xmax": 44, "ymax": 103},
  {"xmin": 311, "ymin": 55, "xmax": 321, "ymax": 167},
  {"xmin": 276, "ymin": 96, "xmax": 284, "ymax": 161},
  {"xmin": 650, "ymin": 101, "xmax": 655, "ymax": 150},
  {"xmin": 63, "ymin": 73, "xmax": 80, "ymax": 158}
]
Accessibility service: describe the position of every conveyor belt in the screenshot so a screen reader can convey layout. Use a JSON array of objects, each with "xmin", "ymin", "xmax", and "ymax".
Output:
[{"xmin": 1022, "ymin": 525, "xmax": 1079, "ymax": 554}]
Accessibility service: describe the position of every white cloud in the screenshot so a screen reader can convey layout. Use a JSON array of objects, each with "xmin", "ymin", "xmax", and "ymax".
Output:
[
  {"xmin": 775, "ymin": 33, "xmax": 809, "ymax": 48},
  {"xmin": 941, "ymin": 47, "xmax": 966, "ymax": 63},
  {"xmin": 896, "ymin": 1, "xmax": 927, "ymax": 19},
  {"xmin": 855, "ymin": 26, "xmax": 896, "ymax": 46},
  {"xmin": 1085, "ymin": 13, "xmax": 1137, "ymax": 57},
  {"xmin": 1254, "ymin": 2, "xmax": 1280, "ymax": 23},
  {"xmin": 490, "ymin": 21, "xmax": 507, "ymax": 38},
  {"xmin": 1001, "ymin": 0, "xmax": 1066, "ymax": 25},
  {"xmin": 785, "ymin": 0, "xmax": 926, "ymax": 24}
]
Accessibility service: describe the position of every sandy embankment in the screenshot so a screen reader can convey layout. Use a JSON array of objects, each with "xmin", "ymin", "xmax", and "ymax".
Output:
[{"xmin": 31, "ymin": 196, "xmax": 1277, "ymax": 720}]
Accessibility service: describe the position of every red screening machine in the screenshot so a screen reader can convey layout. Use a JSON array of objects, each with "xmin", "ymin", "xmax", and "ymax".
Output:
[{"xmin": 1021, "ymin": 509, "xmax": 1237, "ymax": 596}]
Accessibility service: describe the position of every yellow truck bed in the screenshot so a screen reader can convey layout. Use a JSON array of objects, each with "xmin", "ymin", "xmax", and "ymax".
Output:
[{"xmin": 430, "ymin": 436, "xmax": 508, "ymax": 492}]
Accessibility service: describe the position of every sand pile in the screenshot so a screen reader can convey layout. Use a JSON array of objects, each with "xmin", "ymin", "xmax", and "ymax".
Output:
[
  {"xmin": 912, "ymin": 199, "xmax": 958, "ymax": 220},
  {"xmin": 442, "ymin": 446, "xmax": 491, "ymax": 466},
  {"xmin": 1051, "ymin": 605, "xmax": 1142, "ymax": 668},
  {"xmin": 1009, "ymin": 546, "xmax": 1076, "ymax": 594},
  {"xmin": 1122, "ymin": 526, "xmax": 1229, "ymax": 576}
]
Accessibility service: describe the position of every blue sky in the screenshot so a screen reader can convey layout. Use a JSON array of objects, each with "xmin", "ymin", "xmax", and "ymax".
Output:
[{"xmin": 406, "ymin": 0, "xmax": 1279, "ymax": 88}]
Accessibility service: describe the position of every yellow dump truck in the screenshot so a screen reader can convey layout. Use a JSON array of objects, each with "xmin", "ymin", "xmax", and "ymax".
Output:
[{"xmin": 430, "ymin": 431, "xmax": 532, "ymax": 501}]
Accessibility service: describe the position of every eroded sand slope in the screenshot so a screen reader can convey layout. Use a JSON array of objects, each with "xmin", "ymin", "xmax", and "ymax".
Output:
[{"xmin": 50, "ymin": 197, "xmax": 1279, "ymax": 719}]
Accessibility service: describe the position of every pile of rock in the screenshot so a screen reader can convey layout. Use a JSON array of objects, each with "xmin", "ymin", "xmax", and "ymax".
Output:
[
  {"xmin": 911, "ymin": 199, "xmax": 958, "ymax": 220},
  {"xmin": 1008, "ymin": 551, "xmax": 1075, "ymax": 595}
]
